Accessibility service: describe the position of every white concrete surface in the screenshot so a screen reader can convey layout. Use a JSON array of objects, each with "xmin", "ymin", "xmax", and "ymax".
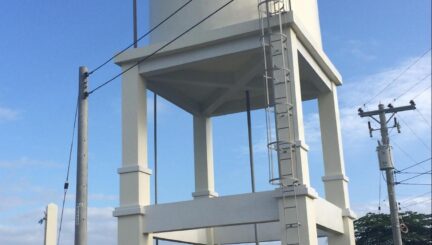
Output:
[
  {"xmin": 115, "ymin": 1, "xmax": 355, "ymax": 244},
  {"xmin": 44, "ymin": 203, "xmax": 58, "ymax": 245}
]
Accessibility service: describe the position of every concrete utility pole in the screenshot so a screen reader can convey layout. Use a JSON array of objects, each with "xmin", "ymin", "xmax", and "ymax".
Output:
[
  {"xmin": 358, "ymin": 101, "xmax": 416, "ymax": 245},
  {"xmin": 75, "ymin": 66, "xmax": 89, "ymax": 245}
]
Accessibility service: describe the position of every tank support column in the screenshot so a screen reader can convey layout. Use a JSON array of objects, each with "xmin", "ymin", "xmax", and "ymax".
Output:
[
  {"xmin": 285, "ymin": 28, "xmax": 311, "ymax": 187},
  {"xmin": 318, "ymin": 83, "xmax": 356, "ymax": 245},
  {"xmin": 114, "ymin": 65, "xmax": 152, "ymax": 245},
  {"xmin": 192, "ymin": 115, "xmax": 217, "ymax": 245},
  {"xmin": 279, "ymin": 28, "xmax": 318, "ymax": 245}
]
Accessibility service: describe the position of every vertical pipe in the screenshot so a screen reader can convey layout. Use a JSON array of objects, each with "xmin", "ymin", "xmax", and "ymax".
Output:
[
  {"xmin": 75, "ymin": 66, "xmax": 88, "ymax": 245},
  {"xmin": 246, "ymin": 91, "xmax": 256, "ymax": 193},
  {"xmin": 133, "ymin": 0, "xmax": 138, "ymax": 48},
  {"xmin": 154, "ymin": 93, "xmax": 159, "ymax": 245},
  {"xmin": 154, "ymin": 93, "xmax": 158, "ymax": 205},
  {"xmin": 246, "ymin": 91, "xmax": 259, "ymax": 245}
]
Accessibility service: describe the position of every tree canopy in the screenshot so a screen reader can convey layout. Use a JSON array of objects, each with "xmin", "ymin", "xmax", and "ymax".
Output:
[{"xmin": 354, "ymin": 211, "xmax": 432, "ymax": 245}]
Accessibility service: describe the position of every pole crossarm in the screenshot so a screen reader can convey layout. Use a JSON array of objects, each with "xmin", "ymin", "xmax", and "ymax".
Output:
[{"xmin": 358, "ymin": 102, "xmax": 416, "ymax": 117}]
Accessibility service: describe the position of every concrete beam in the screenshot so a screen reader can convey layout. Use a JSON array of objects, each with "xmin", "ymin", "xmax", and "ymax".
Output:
[
  {"xmin": 154, "ymin": 229, "xmax": 208, "ymax": 244},
  {"xmin": 143, "ymin": 191, "xmax": 279, "ymax": 233},
  {"xmin": 297, "ymin": 42, "xmax": 332, "ymax": 93},
  {"xmin": 138, "ymin": 37, "xmax": 261, "ymax": 77}
]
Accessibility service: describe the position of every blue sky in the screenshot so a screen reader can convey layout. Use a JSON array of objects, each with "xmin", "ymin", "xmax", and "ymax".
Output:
[{"xmin": 0, "ymin": 0, "xmax": 430, "ymax": 244}]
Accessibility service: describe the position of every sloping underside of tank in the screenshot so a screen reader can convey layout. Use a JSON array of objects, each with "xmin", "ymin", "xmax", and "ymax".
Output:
[{"xmin": 144, "ymin": 48, "xmax": 327, "ymax": 117}]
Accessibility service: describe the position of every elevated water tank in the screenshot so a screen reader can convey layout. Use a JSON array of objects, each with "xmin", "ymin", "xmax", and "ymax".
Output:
[{"xmin": 149, "ymin": 0, "xmax": 322, "ymax": 47}]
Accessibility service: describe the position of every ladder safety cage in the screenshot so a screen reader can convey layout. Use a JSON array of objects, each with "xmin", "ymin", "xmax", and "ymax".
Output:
[{"xmin": 258, "ymin": 1, "xmax": 301, "ymax": 244}]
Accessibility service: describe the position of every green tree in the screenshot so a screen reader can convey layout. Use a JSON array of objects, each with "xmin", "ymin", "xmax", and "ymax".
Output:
[{"xmin": 354, "ymin": 211, "xmax": 432, "ymax": 245}]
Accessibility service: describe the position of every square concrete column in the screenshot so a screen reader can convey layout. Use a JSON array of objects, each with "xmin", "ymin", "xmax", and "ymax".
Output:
[
  {"xmin": 285, "ymin": 28, "xmax": 311, "ymax": 187},
  {"xmin": 192, "ymin": 115, "xmax": 218, "ymax": 245},
  {"xmin": 318, "ymin": 82, "xmax": 355, "ymax": 245},
  {"xmin": 44, "ymin": 203, "xmax": 58, "ymax": 245},
  {"xmin": 192, "ymin": 115, "xmax": 218, "ymax": 199},
  {"xmin": 114, "ymin": 65, "xmax": 152, "ymax": 245},
  {"xmin": 278, "ymin": 189, "xmax": 319, "ymax": 245},
  {"xmin": 276, "ymin": 28, "xmax": 317, "ymax": 245}
]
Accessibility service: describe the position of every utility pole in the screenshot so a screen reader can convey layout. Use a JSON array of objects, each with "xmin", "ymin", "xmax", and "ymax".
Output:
[
  {"xmin": 75, "ymin": 66, "xmax": 89, "ymax": 245},
  {"xmin": 358, "ymin": 101, "xmax": 416, "ymax": 245}
]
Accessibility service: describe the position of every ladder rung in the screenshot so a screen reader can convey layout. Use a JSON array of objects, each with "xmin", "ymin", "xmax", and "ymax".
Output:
[
  {"xmin": 280, "ymin": 158, "xmax": 292, "ymax": 161},
  {"xmin": 286, "ymin": 223, "xmax": 300, "ymax": 228},
  {"xmin": 284, "ymin": 205, "xmax": 297, "ymax": 209}
]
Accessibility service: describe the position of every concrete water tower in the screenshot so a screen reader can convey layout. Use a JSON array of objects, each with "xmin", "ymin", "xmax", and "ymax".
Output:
[{"xmin": 113, "ymin": 1, "xmax": 356, "ymax": 244}]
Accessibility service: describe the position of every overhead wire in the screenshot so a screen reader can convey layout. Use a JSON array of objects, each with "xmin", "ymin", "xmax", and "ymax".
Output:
[
  {"xmin": 397, "ymin": 116, "xmax": 431, "ymax": 152},
  {"xmin": 57, "ymin": 98, "xmax": 79, "ymax": 245},
  {"xmin": 362, "ymin": 48, "xmax": 431, "ymax": 107},
  {"xmin": 396, "ymin": 170, "xmax": 432, "ymax": 184},
  {"xmin": 402, "ymin": 198, "xmax": 432, "ymax": 209},
  {"xmin": 412, "ymin": 84, "xmax": 431, "ymax": 100},
  {"xmin": 393, "ymin": 73, "xmax": 431, "ymax": 102},
  {"xmin": 395, "ymin": 157, "xmax": 432, "ymax": 172},
  {"xmin": 400, "ymin": 191, "xmax": 431, "ymax": 205},
  {"xmin": 415, "ymin": 109, "xmax": 431, "ymax": 128},
  {"xmin": 88, "ymin": 0, "xmax": 194, "ymax": 75},
  {"xmin": 397, "ymin": 183, "xmax": 431, "ymax": 186},
  {"xmin": 88, "ymin": 0, "xmax": 235, "ymax": 95}
]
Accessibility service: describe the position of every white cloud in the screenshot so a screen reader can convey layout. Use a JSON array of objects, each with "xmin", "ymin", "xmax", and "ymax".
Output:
[
  {"xmin": 0, "ymin": 157, "xmax": 62, "ymax": 169},
  {"xmin": 0, "ymin": 106, "xmax": 19, "ymax": 122},
  {"xmin": 344, "ymin": 39, "xmax": 378, "ymax": 61},
  {"xmin": 338, "ymin": 54, "xmax": 431, "ymax": 147},
  {"xmin": 0, "ymin": 207, "xmax": 116, "ymax": 245},
  {"xmin": 352, "ymin": 195, "xmax": 431, "ymax": 217}
]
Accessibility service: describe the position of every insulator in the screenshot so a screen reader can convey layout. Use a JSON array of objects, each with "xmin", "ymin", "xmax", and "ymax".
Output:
[{"xmin": 368, "ymin": 121, "xmax": 373, "ymax": 137}]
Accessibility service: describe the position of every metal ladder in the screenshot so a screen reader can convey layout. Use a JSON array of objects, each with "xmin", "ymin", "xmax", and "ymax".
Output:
[{"xmin": 258, "ymin": 1, "xmax": 301, "ymax": 244}]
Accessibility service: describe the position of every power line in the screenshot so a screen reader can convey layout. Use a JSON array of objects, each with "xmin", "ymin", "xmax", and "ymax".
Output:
[
  {"xmin": 88, "ymin": 0, "xmax": 235, "ymax": 95},
  {"xmin": 392, "ymin": 140, "xmax": 421, "ymax": 166},
  {"xmin": 400, "ymin": 191, "xmax": 432, "ymax": 204},
  {"xmin": 396, "ymin": 170, "xmax": 432, "ymax": 184},
  {"xmin": 398, "ymin": 116, "xmax": 431, "ymax": 152},
  {"xmin": 393, "ymin": 73, "xmax": 431, "ymax": 102},
  {"xmin": 88, "ymin": 0, "xmax": 194, "ymax": 75},
  {"xmin": 402, "ymin": 198, "xmax": 432, "ymax": 209},
  {"xmin": 397, "ymin": 183, "xmax": 432, "ymax": 186},
  {"xmin": 397, "ymin": 171, "xmax": 432, "ymax": 175},
  {"xmin": 362, "ymin": 48, "xmax": 431, "ymax": 107},
  {"xmin": 415, "ymin": 109, "xmax": 431, "ymax": 128},
  {"xmin": 57, "ymin": 99, "xmax": 78, "ymax": 245},
  {"xmin": 396, "ymin": 157, "xmax": 431, "ymax": 172},
  {"xmin": 412, "ymin": 84, "xmax": 431, "ymax": 100}
]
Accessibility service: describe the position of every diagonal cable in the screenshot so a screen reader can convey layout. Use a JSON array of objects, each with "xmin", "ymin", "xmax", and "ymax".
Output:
[
  {"xmin": 88, "ymin": 0, "xmax": 194, "ymax": 75},
  {"xmin": 362, "ymin": 48, "xmax": 431, "ymax": 107},
  {"xmin": 57, "ymin": 99, "xmax": 78, "ymax": 245},
  {"xmin": 88, "ymin": 0, "xmax": 235, "ymax": 95}
]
